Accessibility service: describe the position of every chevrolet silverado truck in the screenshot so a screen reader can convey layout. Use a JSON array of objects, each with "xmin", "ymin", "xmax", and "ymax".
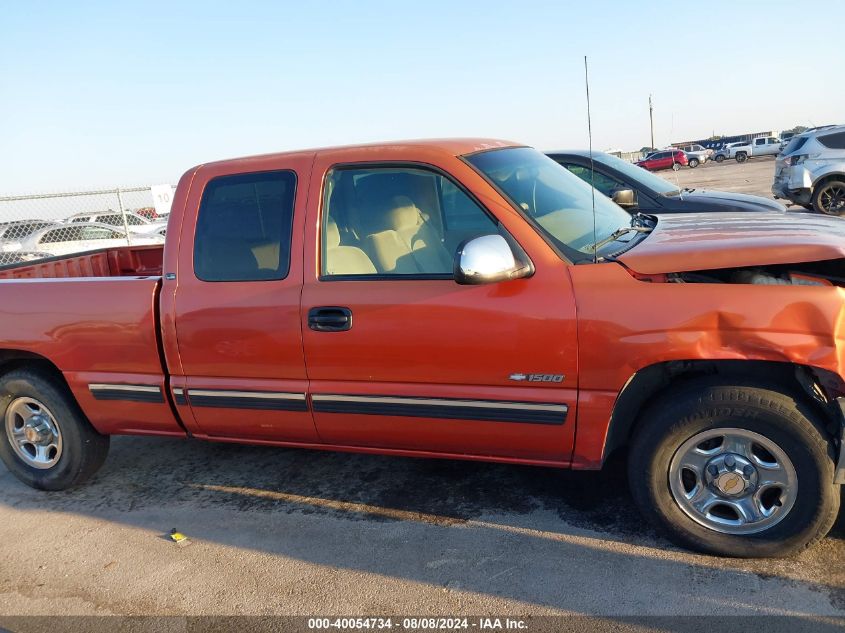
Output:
[
  {"xmin": 1, "ymin": 139, "xmax": 844, "ymax": 558},
  {"xmin": 713, "ymin": 142, "xmax": 748, "ymax": 163},
  {"xmin": 730, "ymin": 136, "xmax": 783, "ymax": 163}
]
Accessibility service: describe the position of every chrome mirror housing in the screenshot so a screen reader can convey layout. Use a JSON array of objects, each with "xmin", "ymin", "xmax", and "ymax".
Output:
[
  {"xmin": 454, "ymin": 234, "xmax": 531, "ymax": 285},
  {"xmin": 611, "ymin": 188, "xmax": 637, "ymax": 209}
]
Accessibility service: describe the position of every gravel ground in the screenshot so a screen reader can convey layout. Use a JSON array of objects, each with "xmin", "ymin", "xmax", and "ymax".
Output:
[
  {"xmin": 2, "ymin": 154, "xmax": 844, "ymax": 631},
  {"xmin": 0, "ymin": 435, "xmax": 843, "ymax": 626},
  {"xmin": 668, "ymin": 155, "xmax": 782, "ymax": 201}
]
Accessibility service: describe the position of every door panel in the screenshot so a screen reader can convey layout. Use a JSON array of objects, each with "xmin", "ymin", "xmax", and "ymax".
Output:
[
  {"xmin": 173, "ymin": 376, "xmax": 312, "ymax": 441},
  {"xmin": 300, "ymin": 152, "xmax": 578, "ymax": 462},
  {"xmin": 170, "ymin": 153, "xmax": 319, "ymax": 442},
  {"xmin": 302, "ymin": 279, "xmax": 577, "ymax": 460}
]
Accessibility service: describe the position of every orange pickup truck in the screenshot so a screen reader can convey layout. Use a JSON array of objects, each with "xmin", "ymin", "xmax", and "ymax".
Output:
[{"xmin": 1, "ymin": 139, "xmax": 844, "ymax": 557}]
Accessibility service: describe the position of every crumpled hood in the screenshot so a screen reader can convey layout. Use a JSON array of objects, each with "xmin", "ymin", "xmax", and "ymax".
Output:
[{"xmin": 618, "ymin": 212, "xmax": 845, "ymax": 274}]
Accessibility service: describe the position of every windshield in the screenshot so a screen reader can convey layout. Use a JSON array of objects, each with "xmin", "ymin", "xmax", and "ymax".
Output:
[
  {"xmin": 595, "ymin": 152, "xmax": 679, "ymax": 195},
  {"xmin": 782, "ymin": 136, "xmax": 808, "ymax": 155},
  {"xmin": 466, "ymin": 147, "xmax": 633, "ymax": 263}
]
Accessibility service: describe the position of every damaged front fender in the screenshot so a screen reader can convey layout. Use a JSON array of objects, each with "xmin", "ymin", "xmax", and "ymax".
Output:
[
  {"xmin": 569, "ymin": 262, "xmax": 845, "ymax": 466},
  {"xmin": 573, "ymin": 263, "xmax": 845, "ymax": 389}
]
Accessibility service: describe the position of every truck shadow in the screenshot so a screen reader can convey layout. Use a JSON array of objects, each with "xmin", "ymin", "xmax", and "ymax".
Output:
[{"xmin": 1, "ymin": 435, "xmax": 844, "ymax": 620}]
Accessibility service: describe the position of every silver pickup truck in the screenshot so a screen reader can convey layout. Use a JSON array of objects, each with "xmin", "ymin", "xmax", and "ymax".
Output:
[
  {"xmin": 730, "ymin": 136, "xmax": 783, "ymax": 163},
  {"xmin": 713, "ymin": 142, "xmax": 749, "ymax": 163}
]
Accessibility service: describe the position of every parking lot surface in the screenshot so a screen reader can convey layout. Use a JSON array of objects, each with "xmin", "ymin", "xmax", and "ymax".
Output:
[
  {"xmin": 671, "ymin": 155, "xmax": 781, "ymax": 201},
  {"xmin": 2, "ymin": 433, "xmax": 844, "ymax": 621},
  {"xmin": 1, "ymin": 154, "xmax": 843, "ymax": 626}
]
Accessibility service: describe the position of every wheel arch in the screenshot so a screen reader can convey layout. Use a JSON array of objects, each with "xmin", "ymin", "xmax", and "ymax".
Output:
[
  {"xmin": 812, "ymin": 172, "xmax": 845, "ymax": 189},
  {"xmin": 602, "ymin": 359, "xmax": 844, "ymax": 463},
  {"xmin": 0, "ymin": 350, "xmax": 72, "ymax": 396}
]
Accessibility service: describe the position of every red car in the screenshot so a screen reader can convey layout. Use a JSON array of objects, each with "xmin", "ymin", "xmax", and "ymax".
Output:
[
  {"xmin": 136, "ymin": 207, "xmax": 163, "ymax": 221},
  {"xmin": 636, "ymin": 149, "xmax": 688, "ymax": 171}
]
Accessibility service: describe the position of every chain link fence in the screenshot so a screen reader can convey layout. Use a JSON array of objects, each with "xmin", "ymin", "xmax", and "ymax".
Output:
[{"xmin": 0, "ymin": 186, "xmax": 174, "ymax": 266}]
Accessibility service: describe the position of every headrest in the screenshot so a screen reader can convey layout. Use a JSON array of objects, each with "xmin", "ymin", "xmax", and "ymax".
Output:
[
  {"xmin": 326, "ymin": 219, "xmax": 341, "ymax": 248},
  {"xmin": 386, "ymin": 196, "xmax": 422, "ymax": 231}
]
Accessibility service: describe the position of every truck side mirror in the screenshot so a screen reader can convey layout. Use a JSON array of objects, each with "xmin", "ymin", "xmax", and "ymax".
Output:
[
  {"xmin": 454, "ymin": 234, "xmax": 532, "ymax": 285},
  {"xmin": 612, "ymin": 188, "xmax": 637, "ymax": 209}
]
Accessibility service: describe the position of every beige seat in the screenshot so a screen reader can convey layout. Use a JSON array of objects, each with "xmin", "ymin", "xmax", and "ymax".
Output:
[
  {"xmin": 324, "ymin": 220, "xmax": 376, "ymax": 275},
  {"xmin": 251, "ymin": 242, "xmax": 280, "ymax": 271},
  {"xmin": 365, "ymin": 196, "xmax": 452, "ymax": 274}
]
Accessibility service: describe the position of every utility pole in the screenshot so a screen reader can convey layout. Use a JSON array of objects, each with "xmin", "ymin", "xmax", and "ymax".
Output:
[{"xmin": 649, "ymin": 94, "xmax": 655, "ymax": 150}]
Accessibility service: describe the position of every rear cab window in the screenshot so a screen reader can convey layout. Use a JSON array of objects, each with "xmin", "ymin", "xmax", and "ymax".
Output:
[{"xmin": 194, "ymin": 171, "xmax": 297, "ymax": 282}]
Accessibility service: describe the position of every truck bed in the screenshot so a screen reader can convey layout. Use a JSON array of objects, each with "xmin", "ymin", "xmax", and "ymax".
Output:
[
  {"xmin": 0, "ymin": 254, "xmax": 183, "ymax": 436},
  {"xmin": 0, "ymin": 245, "xmax": 163, "ymax": 280}
]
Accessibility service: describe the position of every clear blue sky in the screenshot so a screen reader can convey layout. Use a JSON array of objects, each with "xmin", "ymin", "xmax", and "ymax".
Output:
[{"xmin": 2, "ymin": 0, "xmax": 843, "ymax": 192}]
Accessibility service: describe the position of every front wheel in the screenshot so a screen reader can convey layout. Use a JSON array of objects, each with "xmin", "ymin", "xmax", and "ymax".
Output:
[
  {"xmin": 715, "ymin": 155, "xmax": 725, "ymax": 163},
  {"xmin": 736, "ymin": 152, "xmax": 748, "ymax": 163},
  {"xmin": 0, "ymin": 368, "xmax": 109, "ymax": 490},
  {"xmin": 628, "ymin": 382, "xmax": 839, "ymax": 557},
  {"xmin": 812, "ymin": 179, "xmax": 845, "ymax": 216},
  {"xmin": 688, "ymin": 158, "xmax": 700, "ymax": 168}
]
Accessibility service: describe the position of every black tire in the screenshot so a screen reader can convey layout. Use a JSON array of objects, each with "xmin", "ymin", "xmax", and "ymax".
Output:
[
  {"xmin": 688, "ymin": 158, "xmax": 700, "ymax": 168},
  {"xmin": 671, "ymin": 163, "xmax": 681, "ymax": 171},
  {"xmin": 715, "ymin": 155, "xmax": 725, "ymax": 163},
  {"xmin": 628, "ymin": 380, "xmax": 839, "ymax": 557},
  {"xmin": 735, "ymin": 152, "xmax": 748, "ymax": 163},
  {"xmin": 812, "ymin": 179, "xmax": 845, "ymax": 216},
  {"xmin": 0, "ymin": 368, "xmax": 109, "ymax": 490}
]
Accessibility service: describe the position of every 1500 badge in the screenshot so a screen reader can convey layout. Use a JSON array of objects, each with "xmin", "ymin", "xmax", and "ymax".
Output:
[{"xmin": 509, "ymin": 373, "xmax": 565, "ymax": 383}]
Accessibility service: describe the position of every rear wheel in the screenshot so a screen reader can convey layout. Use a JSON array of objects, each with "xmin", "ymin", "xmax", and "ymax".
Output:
[
  {"xmin": 672, "ymin": 163, "xmax": 681, "ymax": 171},
  {"xmin": 736, "ymin": 152, "xmax": 748, "ymax": 163},
  {"xmin": 0, "ymin": 368, "xmax": 109, "ymax": 490},
  {"xmin": 628, "ymin": 382, "xmax": 839, "ymax": 557},
  {"xmin": 688, "ymin": 158, "xmax": 700, "ymax": 168},
  {"xmin": 812, "ymin": 179, "xmax": 845, "ymax": 216}
]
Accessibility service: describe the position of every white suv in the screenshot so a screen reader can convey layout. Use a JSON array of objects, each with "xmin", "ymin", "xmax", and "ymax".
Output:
[{"xmin": 773, "ymin": 125, "xmax": 845, "ymax": 215}]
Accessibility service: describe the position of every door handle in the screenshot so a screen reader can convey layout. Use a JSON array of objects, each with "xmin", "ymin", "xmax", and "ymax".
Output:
[{"xmin": 308, "ymin": 307, "xmax": 353, "ymax": 332}]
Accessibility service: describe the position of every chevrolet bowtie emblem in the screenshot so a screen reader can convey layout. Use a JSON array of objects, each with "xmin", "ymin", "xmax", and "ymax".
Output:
[{"xmin": 509, "ymin": 373, "xmax": 565, "ymax": 383}]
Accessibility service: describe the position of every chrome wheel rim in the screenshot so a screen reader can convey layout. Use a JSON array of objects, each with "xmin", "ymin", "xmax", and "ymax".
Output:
[
  {"xmin": 819, "ymin": 184, "xmax": 845, "ymax": 215},
  {"xmin": 4, "ymin": 397, "xmax": 63, "ymax": 469},
  {"xmin": 668, "ymin": 428, "xmax": 797, "ymax": 535}
]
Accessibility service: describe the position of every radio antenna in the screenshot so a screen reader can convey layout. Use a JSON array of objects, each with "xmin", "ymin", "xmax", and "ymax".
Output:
[{"xmin": 584, "ymin": 55, "xmax": 597, "ymax": 263}]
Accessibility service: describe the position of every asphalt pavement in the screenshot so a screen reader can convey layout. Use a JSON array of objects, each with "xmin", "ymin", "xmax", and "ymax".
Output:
[{"xmin": 1, "ymin": 435, "xmax": 843, "ymax": 624}]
